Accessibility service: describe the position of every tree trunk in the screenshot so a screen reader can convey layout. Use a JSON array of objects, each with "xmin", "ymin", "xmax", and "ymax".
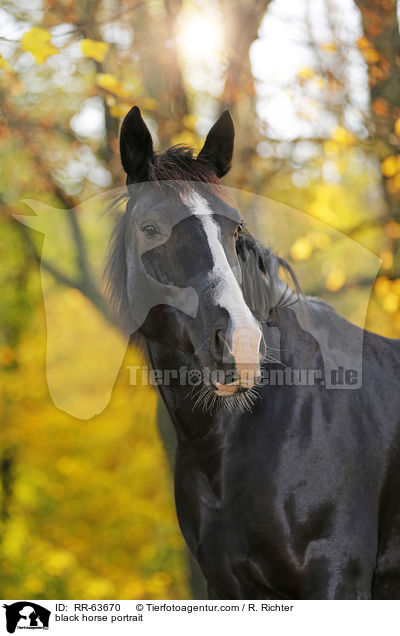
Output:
[
  {"xmin": 354, "ymin": 0, "xmax": 400, "ymax": 271},
  {"xmin": 219, "ymin": 0, "xmax": 273, "ymax": 188}
]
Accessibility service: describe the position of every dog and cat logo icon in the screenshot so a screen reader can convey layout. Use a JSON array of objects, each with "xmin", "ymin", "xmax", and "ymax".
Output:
[{"xmin": 2, "ymin": 602, "xmax": 50, "ymax": 633}]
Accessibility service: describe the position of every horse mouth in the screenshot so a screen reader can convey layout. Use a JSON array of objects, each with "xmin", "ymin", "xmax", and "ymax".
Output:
[
  {"xmin": 214, "ymin": 377, "xmax": 259, "ymax": 397},
  {"xmin": 191, "ymin": 376, "xmax": 260, "ymax": 413}
]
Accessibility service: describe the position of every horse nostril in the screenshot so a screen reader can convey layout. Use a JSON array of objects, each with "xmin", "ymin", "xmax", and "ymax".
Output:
[
  {"xmin": 259, "ymin": 334, "xmax": 267, "ymax": 361},
  {"xmin": 214, "ymin": 328, "xmax": 226, "ymax": 358},
  {"xmin": 210, "ymin": 327, "xmax": 234, "ymax": 364}
]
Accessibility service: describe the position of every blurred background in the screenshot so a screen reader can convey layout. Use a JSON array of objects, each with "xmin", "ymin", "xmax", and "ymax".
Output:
[{"xmin": 1, "ymin": 0, "xmax": 400, "ymax": 600}]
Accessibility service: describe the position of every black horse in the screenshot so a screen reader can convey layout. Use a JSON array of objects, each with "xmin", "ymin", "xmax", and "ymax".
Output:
[{"xmin": 106, "ymin": 105, "xmax": 400, "ymax": 599}]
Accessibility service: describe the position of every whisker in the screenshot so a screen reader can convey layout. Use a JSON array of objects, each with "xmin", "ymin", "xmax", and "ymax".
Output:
[
  {"xmin": 264, "ymin": 353, "xmax": 285, "ymax": 365},
  {"xmin": 192, "ymin": 385, "xmax": 211, "ymax": 412},
  {"xmin": 188, "ymin": 371, "xmax": 266, "ymax": 415}
]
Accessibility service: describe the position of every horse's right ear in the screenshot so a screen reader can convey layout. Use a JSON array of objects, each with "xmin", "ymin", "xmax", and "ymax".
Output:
[
  {"xmin": 120, "ymin": 106, "xmax": 154, "ymax": 183},
  {"xmin": 197, "ymin": 110, "xmax": 235, "ymax": 178}
]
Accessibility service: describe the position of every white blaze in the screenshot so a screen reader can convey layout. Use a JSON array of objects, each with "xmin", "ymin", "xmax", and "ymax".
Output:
[{"xmin": 182, "ymin": 191, "xmax": 262, "ymax": 388}]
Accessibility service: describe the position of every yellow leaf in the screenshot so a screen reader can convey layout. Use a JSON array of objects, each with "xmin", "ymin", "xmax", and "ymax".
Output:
[
  {"xmin": 356, "ymin": 35, "xmax": 379, "ymax": 63},
  {"xmin": 325, "ymin": 268, "xmax": 346, "ymax": 292},
  {"xmin": 382, "ymin": 292, "xmax": 399, "ymax": 314},
  {"xmin": 109, "ymin": 103, "xmax": 132, "ymax": 118},
  {"xmin": 0, "ymin": 53, "xmax": 12, "ymax": 72},
  {"xmin": 332, "ymin": 125, "xmax": 353, "ymax": 146},
  {"xmin": 395, "ymin": 118, "xmax": 400, "ymax": 136},
  {"xmin": 374, "ymin": 277, "xmax": 391, "ymax": 297},
  {"xmin": 323, "ymin": 140, "xmax": 340, "ymax": 156},
  {"xmin": 320, "ymin": 43, "xmax": 337, "ymax": 53},
  {"xmin": 298, "ymin": 67, "xmax": 314, "ymax": 80},
  {"xmin": 365, "ymin": 48, "xmax": 380, "ymax": 63},
  {"xmin": 290, "ymin": 237, "xmax": 313, "ymax": 261},
  {"xmin": 392, "ymin": 278, "xmax": 400, "ymax": 295},
  {"xmin": 96, "ymin": 73, "xmax": 130, "ymax": 98},
  {"xmin": 85, "ymin": 578, "xmax": 115, "ymax": 598},
  {"xmin": 21, "ymin": 27, "xmax": 59, "ymax": 64},
  {"xmin": 356, "ymin": 35, "xmax": 370, "ymax": 50},
  {"xmin": 335, "ymin": 157, "xmax": 346, "ymax": 175},
  {"xmin": 46, "ymin": 549, "xmax": 76, "ymax": 575},
  {"xmin": 81, "ymin": 38, "xmax": 109, "ymax": 63},
  {"xmin": 381, "ymin": 155, "xmax": 399, "ymax": 177}
]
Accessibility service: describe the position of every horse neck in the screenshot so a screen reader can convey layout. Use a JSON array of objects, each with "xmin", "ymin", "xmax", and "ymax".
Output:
[
  {"xmin": 145, "ymin": 303, "xmax": 326, "ymax": 494},
  {"xmin": 147, "ymin": 339, "xmax": 236, "ymax": 496}
]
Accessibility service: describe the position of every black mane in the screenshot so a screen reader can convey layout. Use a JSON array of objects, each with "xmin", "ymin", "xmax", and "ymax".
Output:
[
  {"xmin": 125, "ymin": 145, "xmax": 223, "ymax": 195},
  {"xmin": 148, "ymin": 145, "xmax": 222, "ymax": 186},
  {"xmin": 104, "ymin": 211, "xmax": 131, "ymax": 332}
]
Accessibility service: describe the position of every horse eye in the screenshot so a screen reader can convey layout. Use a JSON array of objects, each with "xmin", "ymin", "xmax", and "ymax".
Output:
[
  {"xmin": 234, "ymin": 224, "xmax": 243, "ymax": 238},
  {"xmin": 142, "ymin": 223, "xmax": 159, "ymax": 237}
]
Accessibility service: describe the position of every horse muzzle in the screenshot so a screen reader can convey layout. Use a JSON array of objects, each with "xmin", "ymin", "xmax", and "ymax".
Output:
[{"xmin": 211, "ymin": 322, "xmax": 265, "ymax": 395}]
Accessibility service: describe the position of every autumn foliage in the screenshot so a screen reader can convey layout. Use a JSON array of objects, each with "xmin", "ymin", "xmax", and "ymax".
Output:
[{"xmin": 0, "ymin": 0, "xmax": 399, "ymax": 600}]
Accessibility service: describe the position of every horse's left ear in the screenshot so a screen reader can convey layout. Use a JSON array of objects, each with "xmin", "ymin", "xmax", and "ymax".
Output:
[{"xmin": 197, "ymin": 110, "xmax": 235, "ymax": 178}]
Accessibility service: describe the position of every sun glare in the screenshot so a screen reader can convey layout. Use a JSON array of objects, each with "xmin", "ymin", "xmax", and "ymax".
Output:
[{"xmin": 176, "ymin": 14, "xmax": 222, "ymax": 61}]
